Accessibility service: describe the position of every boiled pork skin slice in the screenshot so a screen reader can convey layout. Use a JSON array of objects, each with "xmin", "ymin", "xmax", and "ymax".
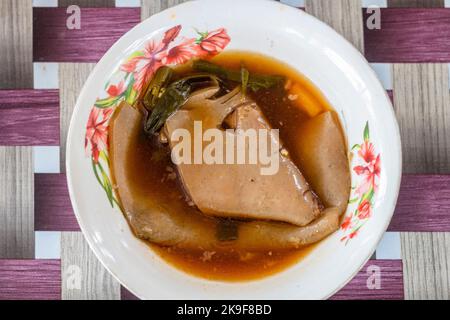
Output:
[
  {"xmin": 164, "ymin": 87, "xmax": 322, "ymax": 226},
  {"xmin": 293, "ymin": 111, "xmax": 351, "ymax": 215}
]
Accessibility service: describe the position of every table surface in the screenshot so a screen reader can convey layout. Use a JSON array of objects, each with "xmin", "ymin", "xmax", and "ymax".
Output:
[{"xmin": 1, "ymin": 0, "xmax": 450, "ymax": 300}]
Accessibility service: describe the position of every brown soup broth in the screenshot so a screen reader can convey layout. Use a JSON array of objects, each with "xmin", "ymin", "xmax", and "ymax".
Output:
[{"xmin": 122, "ymin": 51, "xmax": 334, "ymax": 281}]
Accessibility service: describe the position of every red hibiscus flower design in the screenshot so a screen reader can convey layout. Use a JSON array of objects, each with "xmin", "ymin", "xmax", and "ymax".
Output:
[
  {"xmin": 161, "ymin": 28, "xmax": 231, "ymax": 65},
  {"xmin": 85, "ymin": 107, "xmax": 114, "ymax": 163},
  {"xmin": 341, "ymin": 215, "xmax": 352, "ymax": 231},
  {"xmin": 358, "ymin": 140, "xmax": 376, "ymax": 163},
  {"xmin": 122, "ymin": 41, "xmax": 164, "ymax": 92},
  {"xmin": 162, "ymin": 25, "xmax": 182, "ymax": 46},
  {"xmin": 120, "ymin": 25, "xmax": 182, "ymax": 91},
  {"xmin": 106, "ymin": 81, "xmax": 126, "ymax": 97},
  {"xmin": 121, "ymin": 56, "xmax": 140, "ymax": 74},
  {"xmin": 354, "ymin": 141, "xmax": 381, "ymax": 196},
  {"xmin": 161, "ymin": 39, "xmax": 199, "ymax": 65},
  {"xmin": 341, "ymin": 123, "xmax": 380, "ymax": 244},
  {"xmin": 349, "ymin": 230, "xmax": 358, "ymax": 239},
  {"xmin": 197, "ymin": 28, "xmax": 230, "ymax": 56},
  {"xmin": 119, "ymin": 26, "xmax": 230, "ymax": 91},
  {"xmin": 357, "ymin": 199, "xmax": 372, "ymax": 220},
  {"xmin": 341, "ymin": 229, "xmax": 359, "ymax": 242}
]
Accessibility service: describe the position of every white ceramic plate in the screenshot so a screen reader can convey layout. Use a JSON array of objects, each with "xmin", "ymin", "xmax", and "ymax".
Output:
[{"xmin": 66, "ymin": 0, "xmax": 402, "ymax": 299}]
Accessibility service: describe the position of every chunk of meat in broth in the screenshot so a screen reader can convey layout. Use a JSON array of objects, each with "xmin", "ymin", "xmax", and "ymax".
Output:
[
  {"xmin": 164, "ymin": 87, "xmax": 322, "ymax": 226},
  {"xmin": 292, "ymin": 111, "xmax": 351, "ymax": 215},
  {"xmin": 109, "ymin": 102, "xmax": 340, "ymax": 251}
]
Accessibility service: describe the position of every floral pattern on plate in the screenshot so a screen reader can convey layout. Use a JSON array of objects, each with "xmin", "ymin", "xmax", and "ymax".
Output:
[
  {"xmin": 341, "ymin": 122, "xmax": 381, "ymax": 244},
  {"xmin": 84, "ymin": 25, "xmax": 231, "ymax": 207}
]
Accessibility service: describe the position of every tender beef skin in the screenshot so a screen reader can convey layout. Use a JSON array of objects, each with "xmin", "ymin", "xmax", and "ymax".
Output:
[
  {"xmin": 293, "ymin": 111, "xmax": 351, "ymax": 215},
  {"xmin": 163, "ymin": 87, "xmax": 322, "ymax": 226},
  {"xmin": 109, "ymin": 101, "xmax": 340, "ymax": 251}
]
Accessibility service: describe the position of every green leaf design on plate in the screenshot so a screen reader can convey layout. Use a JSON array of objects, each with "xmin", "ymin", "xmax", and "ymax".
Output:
[
  {"xmin": 124, "ymin": 51, "xmax": 144, "ymax": 61},
  {"xmin": 124, "ymin": 77, "xmax": 138, "ymax": 105},
  {"xmin": 95, "ymin": 96, "xmax": 120, "ymax": 109},
  {"xmin": 92, "ymin": 152, "xmax": 119, "ymax": 209},
  {"xmin": 348, "ymin": 197, "xmax": 359, "ymax": 204},
  {"xmin": 363, "ymin": 122, "xmax": 370, "ymax": 142},
  {"xmin": 362, "ymin": 187, "xmax": 375, "ymax": 203}
]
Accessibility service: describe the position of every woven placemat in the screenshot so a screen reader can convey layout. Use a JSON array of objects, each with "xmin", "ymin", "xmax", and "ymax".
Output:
[{"xmin": 1, "ymin": 0, "xmax": 449, "ymax": 300}]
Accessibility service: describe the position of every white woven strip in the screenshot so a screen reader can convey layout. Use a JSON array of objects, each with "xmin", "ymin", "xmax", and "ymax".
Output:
[
  {"xmin": 35, "ymin": 231, "xmax": 61, "ymax": 259},
  {"xmin": 280, "ymin": 0, "xmax": 304, "ymax": 7},
  {"xmin": 116, "ymin": 0, "xmax": 140, "ymax": 7},
  {"xmin": 362, "ymin": 0, "xmax": 387, "ymax": 7},
  {"xmin": 33, "ymin": 0, "xmax": 58, "ymax": 7},
  {"xmin": 370, "ymin": 63, "xmax": 393, "ymax": 90},
  {"xmin": 33, "ymin": 146, "xmax": 60, "ymax": 173},
  {"xmin": 376, "ymin": 232, "xmax": 402, "ymax": 259},
  {"xmin": 33, "ymin": 63, "xmax": 59, "ymax": 89}
]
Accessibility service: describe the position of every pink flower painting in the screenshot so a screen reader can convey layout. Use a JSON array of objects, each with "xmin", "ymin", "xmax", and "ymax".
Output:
[{"xmin": 340, "ymin": 122, "xmax": 381, "ymax": 244}]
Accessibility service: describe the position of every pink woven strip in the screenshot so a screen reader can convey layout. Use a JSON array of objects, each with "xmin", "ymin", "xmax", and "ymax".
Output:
[
  {"xmin": 364, "ymin": 8, "xmax": 450, "ymax": 63},
  {"xmin": 33, "ymin": 8, "xmax": 140, "ymax": 62},
  {"xmin": 388, "ymin": 175, "xmax": 450, "ymax": 231},
  {"xmin": 33, "ymin": 8, "xmax": 450, "ymax": 63},
  {"xmin": 330, "ymin": 260, "xmax": 404, "ymax": 300},
  {"xmin": 0, "ymin": 90, "xmax": 59, "ymax": 145},
  {"xmin": 0, "ymin": 259, "xmax": 61, "ymax": 300},
  {"xmin": 35, "ymin": 173, "xmax": 78, "ymax": 231}
]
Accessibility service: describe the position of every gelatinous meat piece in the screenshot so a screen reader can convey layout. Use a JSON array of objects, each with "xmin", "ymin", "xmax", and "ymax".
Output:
[
  {"xmin": 164, "ymin": 87, "xmax": 321, "ymax": 226},
  {"xmin": 293, "ymin": 111, "xmax": 351, "ymax": 215}
]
